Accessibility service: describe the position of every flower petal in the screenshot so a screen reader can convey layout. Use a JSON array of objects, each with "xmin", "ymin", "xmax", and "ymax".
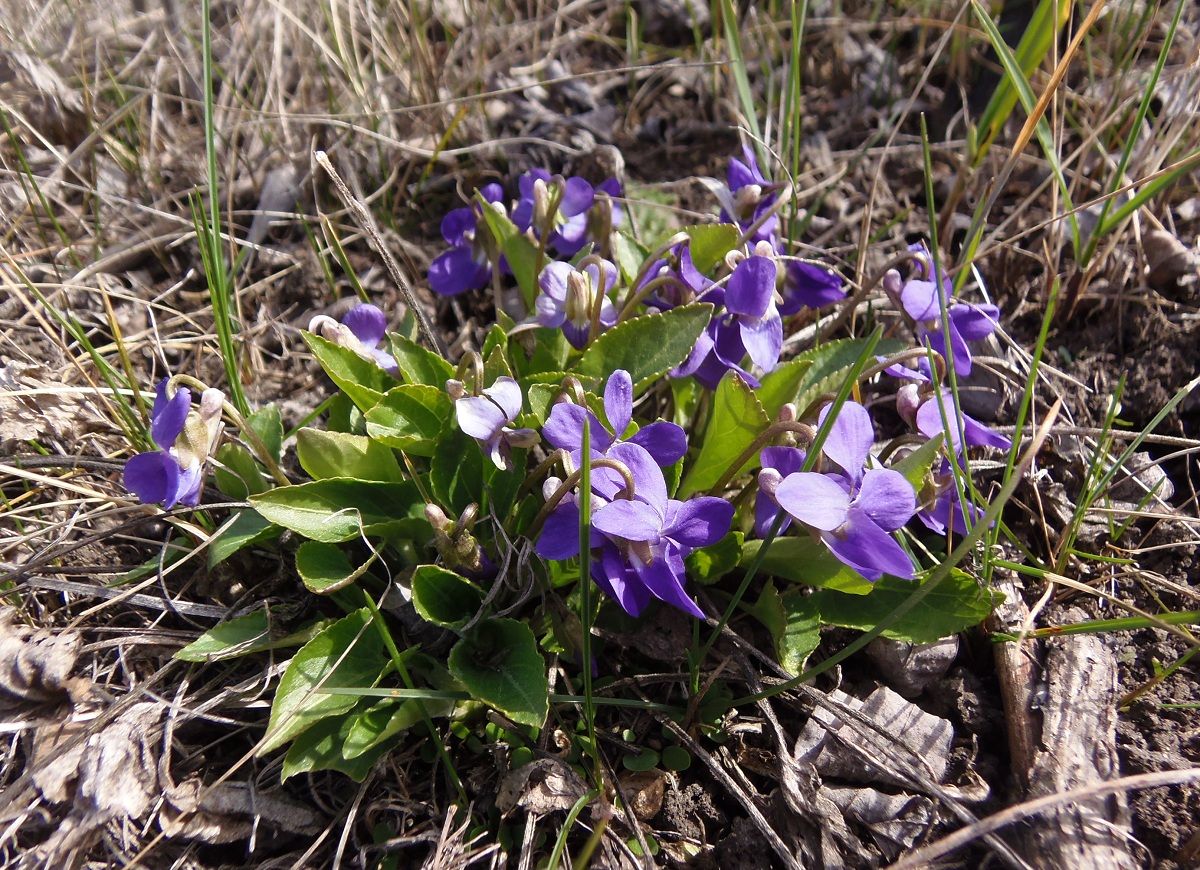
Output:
[
  {"xmin": 456, "ymin": 396, "xmax": 507, "ymax": 440},
  {"xmin": 781, "ymin": 262, "xmax": 845, "ymax": 314},
  {"xmin": 606, "ymin": 442, "xmax": 667, "ymax": 510},
  {"xmin": 538, "ymin": 260, "xmax": 572, "ymax": 302},
  {"xmin": 429, "ymin": 246, "xmax": 487, "ymax": 296},
  {"xmin": 440, "ymin": 207, "xmax": 476, "ymax": 246},
  {"xmin": 482, "ymin": 377, "xmax": 522, "ymax": 422},
  {"xmin": 124, "ymin": 451, "xmax": 180, "ymax": 507},
  {"xmin": 627, "ymin": 421, "xmax": 687, "ymax": 467},
  {"xmin": 774, "ymin": 471, "xmax": 851, "ymax": 531},
  {"xmin": 760, "ymin": 446, "xmax": 805, "ymax": 477},
  {"xmin": 725, "ymin": 256, "xmax": 777, "ymax": 319},
  {"xmin": 596, "ymin": 544, "xmax": 652, "ymax": 617},
  {"xmin": 825, "ymin": 508, "xmax": 915, "ymax": 581},
  {"xmin": 899, "ymin": 278, "xmax": 940, "ymax": 322},
  {"xmin": 341, "ymin": 303, "xmax": 388, "ymax": 349},
  {"xmin": 633, "ymin": 550, "xmax": 704, "ymax": 619},
  {"xmin": 151, "ymin": 380, "xmax": 190, "ymax": 451},
  {"xmin": 543, "ymin": 403, "xmax": 610, "ymax": 454},
  {"xmin": 853, "ymin": 468, "xmax": 916, "ymax": 532},
  {"xmin": 592, "ymin": 498, "xmax": 664, "ymax": 542},
  {"xmin": 560, "ymin": 177, "xmax": 594, "ymax": 216},
  {"xmin": 739, "ymin": 312, "xmax": 782, "ymax": 373},
  {"xmin": 949, "ymin": 303, "xmax": 999, "ymax": 341},
  {"xmin": 754, "ymin": 497, "xmax": 791, "ymax": 539},
  {"xmin": 818, "ymin": 401, "xmax": 874, "ymax": 482},
  {"xmin": 537, "ymin": 501, "xmax": 582, "ymax": 560},
  {"xmin": 603, "ymin": 370, "xmax": 633, "ymax": 437},
  {"xmin": 663, "ymin": 497, "xmax": 734, "ymax": 550}
]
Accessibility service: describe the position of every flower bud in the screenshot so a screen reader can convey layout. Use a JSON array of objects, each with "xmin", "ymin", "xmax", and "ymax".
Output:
[
  {"xmin": 882, "ymin": 268, "xmax": 903, "ymax": 301},
  {"xmin": 565, "ymin": 268, "xmax": 593, "ymax": 324},
  {"xmin": 734, "ymin": 183, "xmax": 763, "ymax": 220},
  {"xmin": 543, "ymin": 476, "xmax": 564, "ymax": 501},
  {"xmin": 777, "ymin": 402, "xmax": 797, "ymax": 423},
  {"xmin": 445, "ymin": 379, "xmax": 467, "ymax": 401},
  {"xmin": 896, "ymin": 383, "xmax": 921, "ymax": 428},
  {"xmin": 425, "ymin": 503, "xmax": 452, "ymax": 532},
  {"xmin": 504, "ymin": 427, "xmax": 540, "ymax": 450},
  {"xmin": 757, "ymin": 467, "xmax": 783, "ymax": 499}
]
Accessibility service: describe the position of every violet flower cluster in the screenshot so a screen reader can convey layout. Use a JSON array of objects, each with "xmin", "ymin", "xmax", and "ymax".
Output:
[
  {"xmin": 535, "ymin": 370, "xmax": 732, "ymax": 619},
  {"xmin": 429, "ymin": 171, "xmax": 623, "ymax": 298},
  {"xmin": 309, "ymin": 303, "xmax": 398, "ymax": 376}
]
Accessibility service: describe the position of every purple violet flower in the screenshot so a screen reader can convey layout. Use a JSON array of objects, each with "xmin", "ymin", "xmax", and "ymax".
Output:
[
  {"xmin": 753, "ymin": 445, "xmax": 805, "ymax": 538},
  {"xmin": 716, "ymin": 145, "xmax": 780, "ymax": 246},
  {"xmin": 454, "ymin": 376, "xmax": 538, "ymax": 470},
  {"xmin": 512, "ymin": 169, "xmax": 596, "ymax": 256},
  {"xmin": 890, "ymin": 243, "xmax": 1000, "ymax": 377},
  {"xmin": 673, "ymin": 252, "xmax": 783, "ymax": 389},
  {"xmin": 918, "ymin": 457, "xmax": 986, "ymax": 537},
  {"xmin": 308, "ymin": 303, "xmax": 398, "ymax": 375},
  {"xmin": 124, "ymin": 380, "xmax": 224, "ymax": 509},
  {"xmin": 763, "ymin": 402, "xmax": 917, "ymax": 581},
  {"xmin": 542, "ymin": 369, "xmax": 687, "ymax": 471},
  {"xmin": 536, "ymin": 441, "xmax": 732, "ymax": 619},
  {"xmin": 536, "ymin": 257, "xmax": 618, "ymax": 349},
  {"xmin": 428, "ymin": 183, "xmax": 505, "ymax": 297},
  {"xmin": 908, "ymin": 388, "xmax": 1012, "ymax": 454}
]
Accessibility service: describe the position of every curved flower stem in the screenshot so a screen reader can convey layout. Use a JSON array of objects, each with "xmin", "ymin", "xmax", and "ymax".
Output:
[
  {"xmin": 877, "ymin": 432, "xmax": 931, "ymax": 464},
  {"xmin": 516, "ymin": 448, "xmax": 569, "ymax": 501},
  {"xmin": 623, "ymin": 232, "xmax": 690, "ymax": 311},
  {"xmin": 168, "ymin": 374, "xmax": 290, "ymax": 486},
  {"xmin": 616, "ymin": 273, "xmax": 695, "ymax": 323},
  {"xmin": 528, "ymin": 458, "xmax": 636, "ymax": 540},
  {"xmin": 734, "ymin": 182, "xmax": 793, "ymax": 249},
  {"xmin": 860, "ymin": 347, "xmax": 946, "ymax": 383},
  {"xmin": 455, "ymin": 351, "xmax": 484, "ymax": 395},
  {"xmin": 705, "ymin": 421, "xmax": 816, "ymax": 496}
]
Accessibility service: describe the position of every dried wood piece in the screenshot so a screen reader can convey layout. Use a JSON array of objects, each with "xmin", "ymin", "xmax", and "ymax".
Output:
[{"xmin": 1024, "ymin": 608, "xmax": 1136, "ymax": 869}]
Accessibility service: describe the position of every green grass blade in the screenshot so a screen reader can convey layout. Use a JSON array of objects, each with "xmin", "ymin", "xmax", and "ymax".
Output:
[{"xmin": 719, "ymin": 0, "xmax": 764, "ymax": 160}]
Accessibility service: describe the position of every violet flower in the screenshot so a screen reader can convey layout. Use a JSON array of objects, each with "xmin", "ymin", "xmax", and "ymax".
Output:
[
  {"xmin": 764, "ymin": 402, "xmax": 917, "ymax": 581},
  {"xmin": 542, "ymin": 369, "xmax": 687, "ymax": 472},
  {"xmin": 753, "ymin": 445, "xmax": 805, "ymax": 538},
  {"xmin": 918, "ymin": 457, "xmax": 985, "ymax": 537},
  {"xmin": 715, "ymin": 145, "xmax": 780, "ymax": 246},
  {"xmin": 453, "ymin": 376, "xmax": 538, "ymax": 470},
  {"xmin": 906, "ymin": 388, "xmax": 1012, "ymax": 454},
  {"xmin": 124, "ymin": 380, "xmax": 224, "ymax": 509},
  {"xmin": 536, "ymin": 441, "xmax": 732, "ymax": 618},
  {"xmin": 891, "ymin": 243, "xmax": 1000, "ymax": 377},
  {"xmin": 428, "ymin": 183, "xmax": 505, "ymax": 297},
  {"xmin": 308, "ymin": 303, "xmax": 398, "ymax": 376},
  {"xmin": 673, "ymin": 252, "xmax": 782, "ymax": 389},
  {"xmin": 512, "ymin": 169, "xmax": 596, "ymax": 256},
  {"xmin": 535, "ymin": 257, "xmax": 618, "ymax": 349}
]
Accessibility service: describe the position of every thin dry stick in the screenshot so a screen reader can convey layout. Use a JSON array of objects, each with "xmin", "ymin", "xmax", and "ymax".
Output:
[
  {"xmin": 313, "ymin": 150, "xmax": 446, "ymax": 356},
  {"xmin": 888, "ymin": 768, "xmax": 1200, "ymax": 869}
]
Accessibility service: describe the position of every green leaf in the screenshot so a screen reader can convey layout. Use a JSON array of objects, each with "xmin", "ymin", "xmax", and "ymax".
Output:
[
  {"xmin": 622, "ymin": 749, "xmax": 660, "ymax": 772},
  {"xmin": 448, "ymin": 618, "xmax": 548, "ymax": 727},
  {"xmin": 411, "ymin": 565, "xmax": 484, "ymax": 629},
  {"xmin": 741, "ymin": 536, "xmax": 874, "ymax": 595},
  {"xmin": 892, "ymin": 434, "xmax": 944, "ymax": 491},
  {"xmin": 814, "ymin": 570, "xmax": 1001, "ymax": 643},
  {"xmin": 478, "ymin": 197, "xmax": 539, "ymax": 308},
  {"xmin": 612, "ymin": 231, "xmax": 649, "ymax": 285},
  {"xmin": 250, "ymin": 478, "xmax": 426, "ymax": 543},
  {"xmin": 577, "ymin": 303, "xmax": 712, "ymax": 390},
  {"xmin": 260, "ymin": 608, "xmax": 388, "ymax": 754},
  {"xmin": 296, "ymin": 541, "xmax": 374, "ymax": 595},
  {"xmin": 282, "ymin": 711, "xmax": 390, "ymax": 782},
  {"xmin": 388, "ymin": 334, "xmax": 455, "ymax": 387},
  {"xmin": 343, "ymin": 697, "xmax": 451, "ymax": 760},
  {"xmin": 678, "ymin": 373, "xmax": 769, "ymax": 497},
  {"xmin": 661, "ymin": 745, "xmax": 692, "ymax": 772},
  {"xmin": 364, "ymin": 385, "xmax": 452, "ymax": 456},
  {"xmin": 303, "ymin": 332, "xmax": 394, "ymax": 411},
  {"xmin": 749, "ymin": 583, "xmax": 822, "ymax": 675},
  {"xmin": 246, "ymin": 404, "xmax": 283, "ymax": 461},
  {"xmin": 685, "ymin": 531, "xmax": 744, "ymax": 584},
  {"xmin": 430, "ymin": 427, "xmax": 484, "ymax": 513},
  {"xmin": 175, "ymin": 609, "xmax": 268, "ymax": 661},
  {"xmin": 792, "ymin": 337, "xmax": 906, "ymax": 416},
  {"xmin": 756, "ymin": 358, "xmax": 812, "ymax": 418},
  {"xmin": 677, "ymin": 224, "xmax": 739, "ymax": 274},
  {"xmin": 212, "ymin": 443, "xmax": 267, "ymax": 498},
  {"xmin": 483, "ymin": 344, "xmax": 515, "ymax": 385},
  {"xmin": 207, "ymin": 509, "xmax": 281, "ymax": 567},
  {"xmin": 296, "ymin": 428, "xmax": 405, "ymax": 482}
]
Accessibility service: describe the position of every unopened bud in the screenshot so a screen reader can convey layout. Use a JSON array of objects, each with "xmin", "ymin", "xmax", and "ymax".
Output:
[
  {"xmin": 777, "ymin": 403, "xmax": 797, "ymax": 423},
  {"xmin": 198, "ymin": 389, "xmax": 225, "ymax": 450},
  {"xmin": 565, "ymin": 269, "xmax": 592, "ymax": 323},
  {"xmin": 757, "ymin": 467, "xmax": 783, "ymax": 499},
  {"xmin": 532, "ymin": 178, "xmax": 554, "ymax": 235},
  {"xmin": 543, "ymin": 476, "xmax": 564, "ymax": 501},
  {"xmin": 445, "ymin": 379, "xmax": 467, "ymax": 401},
  {"xmin": 425, "ymin": 503, "xmax": 452, "ymax": 532},
  {"xmin": 882, "ymin": 268, "xmax": 903, "ymax": 301},
  {"xmin": 896, "ymin": 383, "xmax": 921, "ymax": 428},
  {"xmin": 734, "ymin": 183, "xmax": 763, "ymax": 220}
]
